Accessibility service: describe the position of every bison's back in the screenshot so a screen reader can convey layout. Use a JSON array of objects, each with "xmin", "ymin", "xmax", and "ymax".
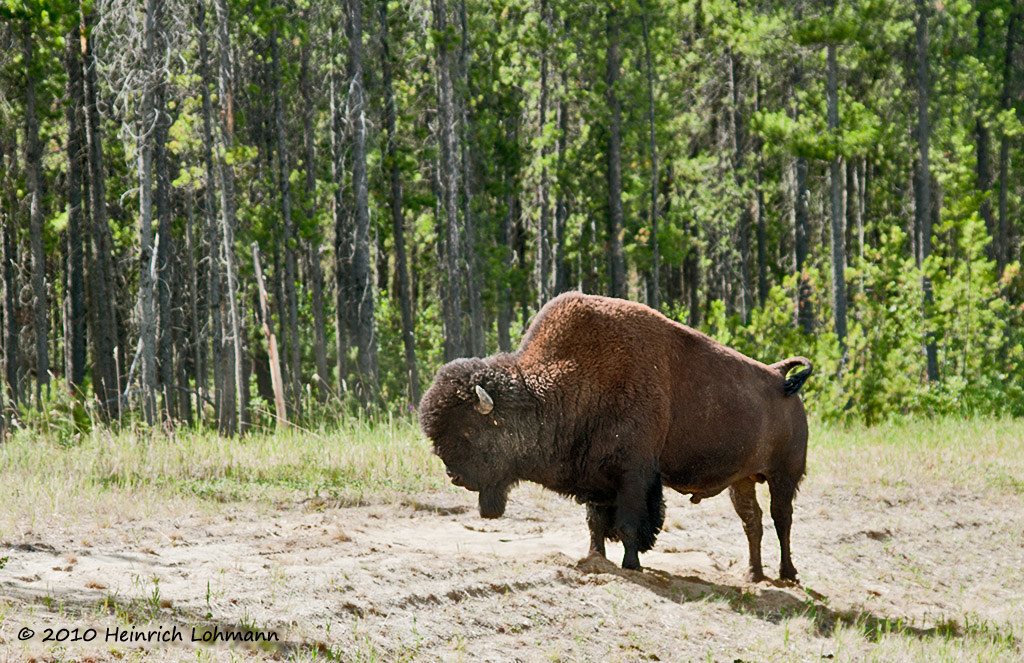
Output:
[{"xmin": 517, "ymin": 293, "xmax": 806, "ymax": 496}]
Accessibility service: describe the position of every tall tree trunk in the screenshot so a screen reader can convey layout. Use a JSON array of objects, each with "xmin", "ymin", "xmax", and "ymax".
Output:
[
  {"xmin": 379, "ymin": 0, "xmax": 420, "ymax": 405},
  {"xmin": 215, "ymin": 0, "xmax": 243, "ymax": 433},
  {"xmin": 347, "ymin": 0, "xmax": 379, "ymax": 404},
  {"xmin": 185, "ymin": 189, "xmax": 204, "ymax": 422},
  {"xmin": 82, "ymin": 6, "xmax": 119, "ymax": 418},
  {"xmin": 605, "ymin": 7, "xmax": 627, "ymax": 299},
  {"xmin": 300, "ymin": 33, "xmax": 329, "ymax": 403},
  {"xmin": 553, "ymin": 68, "xmax": 570, "ymax": 295},
  {"xmin": 996, "ymin": 2, "xmax": 1021, "ymax": 274},
  {"xmin": 135, "ymin": 0, "xmax": 160, "ymax": 423},
  {"xmin": 754, "ymin": 75, "xmax": 768, "ymax": 307},
  {"xmin": 432, "ymin": 0, "xmax": 464, "ymax": 360},
  {"xmin": 65, "ymin": 26, "xmax": 87, "ymax": 394},
  {"xmin": 2, "ymin": 157, "xmax": 18, "ymax": 407},
  {"xmin": 915, "ymin": 0, "xmax": 939, "ymax": 382},
  {"xmin": 24, "ymin": 25, "xmax": 49, "ymax": 407},
  {"xmin": 975, "ymin": 5, "xmax": 995, "ymax": 260},
  {"xmin": 457, "ymin": 0, "xmax": 486, "ymax": 356},
  {"xmin": 641, "ymin": 0, "xmax": 660, "ymax": 310},
  {"xmin": 196, "ymin": 0, "xmax": 225, "ymax": 430},
  {"xmin": 154, "ymin": 81, "xmax": 176, "ymax": 421},
  {"xmin": 729, "ymin": 47, "xmax": 754, "ymax": 323},
  {"xmin": 272, "ymin": 22, "xmax": 303, "ymax": 416},
  {"xmin": 826, "ymin": 28, "xmax": 848, "ymax": 351},
  {"xmin": 791, "ymin": 8, "xmax": 814, "ymax": 335},
  {"xmin": 536, "ymin": 0, "xmax": 552, "ymax": 308},
  {"xmin": 330, "ymin": 20, "xmax": 352, "ymax": 392}
]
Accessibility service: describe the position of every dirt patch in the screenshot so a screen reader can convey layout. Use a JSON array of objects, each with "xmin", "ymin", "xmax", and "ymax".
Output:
[{"xmin": 2, "ymin": 478, "xmax": 1023, "ymax": 662}]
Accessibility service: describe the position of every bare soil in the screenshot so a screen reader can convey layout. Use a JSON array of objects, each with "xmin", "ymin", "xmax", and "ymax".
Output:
[{"xmin": 2, "ymin": 476, "xmax": 1023, "ymax": 662}]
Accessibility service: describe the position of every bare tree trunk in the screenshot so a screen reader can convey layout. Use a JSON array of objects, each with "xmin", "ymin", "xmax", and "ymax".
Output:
[
  {"xmin": 432, "ymin": 0, "xmax": 464, "ymax": 360},
  {"xmin": 553, "ymin": 67, "xmax": 570, "ymax": 295},
  {"xmin": 728, "ymin": 48, "xmax": 754, "ymax": 323},
  {"xmin": 23, "ymin": 25, "xmax": 49, "ymax": 407},
  {"xmin": 456, "ymin": 0, "xmax": 486, "ymax": 357},
  {"xmin": 82, "ymin": 6, "xmax": 118, "ymax": 418},
  {"xmin": 641, "ymin": 0, "xmax": 660, "ymax": 310},
  {"xmin": 996, "ymin": 2, "xmax": 1021, "ymax": 274},
  {"xmin": 605, "ymin": 7, "xmax": 626, "ymax": 300},
  {"xmin": 754, "ymin": 75, "xmax": 768, "ymax": 307},
  {"xmin": 536, "ymin": 0, "xmax": 552, "ymax": 308},
  {"xmin": 379, "ymin": 0, "xmax": 420, "ymax": 405},
  {"xmin": 196, "ymin": 0, "xmax": 226, "ymax": 430},
  {"xmin": 214, "ymin": 0, "xmax": 245, "ymax": 432},
  {"xmin": 827, "ymin": 35, "xmax": 848, "ymax": 351},
  {"xmin": 347, "ymin": 0, "xmax": 379, "ymax": 404},
  {"xmin": 252, "ymin": 244, "xmax": 288, "ymax": 427},
  {"xmin": 298, "ymin": 34, "xmax": 329, "ymax": 404},
  {"xmin": 915, "ymin": 0, "xmax": 938, "ymax": 382},
  {"xmin": 185, "ymin": 189, "xmax": 204, "ymax": 422},
  {"xmin": 271, "ymin": 23, "xmax": 303, "ymax": 416},
  {"xmin": 330, "ymin": 21, "xmax": 352, "ymax": 393},
  {"xmin": 155, "ymin": 81, "xmax": 176, "ymax": 422},
  {"xmin": 134, "ymin": 0, "xmax": 161, "ymax": 423},
  {"xmin": 2, "ymin": 160, "xmax": 18, "ymax": 407},
  {"xmin": 65, "ymin": 27, "xmax": 87, "ymax": 394}
]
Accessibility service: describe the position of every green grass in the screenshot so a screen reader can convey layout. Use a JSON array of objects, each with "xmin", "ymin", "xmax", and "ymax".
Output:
[
  {"xmin": 0, "ymin": 415, "xmax": 447, "ymax": 538},
  {"xmin": 811, "ymin": 415, "xmax": 1024, "ymax": 493},
  {"xmin": 1, "ymin": 414, "xmax": 1021, "ymax": 539}
]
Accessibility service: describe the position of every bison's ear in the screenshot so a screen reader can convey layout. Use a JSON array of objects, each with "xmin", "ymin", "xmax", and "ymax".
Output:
[{"xmin": 474, "ymin": 385, "xmax": 494, "ymax": 415}]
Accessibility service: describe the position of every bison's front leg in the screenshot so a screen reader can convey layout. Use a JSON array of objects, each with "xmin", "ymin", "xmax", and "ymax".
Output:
[
  {"xmin": 585, "ymin": 503, "xmax": 615, "ymax": 558},
  {"xmin": 615, "ymin": 468, "xmax": 664, "ymax": 570}
]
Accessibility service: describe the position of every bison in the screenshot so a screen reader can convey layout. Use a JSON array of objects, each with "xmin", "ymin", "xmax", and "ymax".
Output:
[{"xmin": 418, "ymin": 292, "xmax": 811, "ymax": 581}]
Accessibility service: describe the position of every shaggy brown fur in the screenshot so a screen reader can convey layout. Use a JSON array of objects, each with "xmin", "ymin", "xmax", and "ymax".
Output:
[{"xmin": 419, "ymin": 292, "xmax": 811, "ymax": 579}]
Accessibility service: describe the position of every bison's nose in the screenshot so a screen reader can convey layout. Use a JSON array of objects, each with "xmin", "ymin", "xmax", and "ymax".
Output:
[{"xmin": 446, "ymin": 470, "xmax": 464, "ymax": 486}]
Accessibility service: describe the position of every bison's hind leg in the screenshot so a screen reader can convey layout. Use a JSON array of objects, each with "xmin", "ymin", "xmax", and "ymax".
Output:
[
  {"xmin": 767, "ymin": 476, "xmax": 799, "ymax": 582},
  {"xmin": 729, "ymin": 477, "xmax": 765, "ymax": 582}
]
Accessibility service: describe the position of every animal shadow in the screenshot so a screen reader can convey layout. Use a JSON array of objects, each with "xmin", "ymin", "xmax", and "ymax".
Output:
[{"xmin": 574, "ymin": 555, "xmax": 964, "ymax": 642}]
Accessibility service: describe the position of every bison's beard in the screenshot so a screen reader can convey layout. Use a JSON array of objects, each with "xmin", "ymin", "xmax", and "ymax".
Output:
[{"xmin": 478, "ymin": 485, "xmax": 510, "ymax": 519}]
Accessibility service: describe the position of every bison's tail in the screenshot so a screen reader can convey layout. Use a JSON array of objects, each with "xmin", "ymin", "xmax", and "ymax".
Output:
[{"xmin": 771, "ymin": 356, "xmax": 813, "ymax": 397}]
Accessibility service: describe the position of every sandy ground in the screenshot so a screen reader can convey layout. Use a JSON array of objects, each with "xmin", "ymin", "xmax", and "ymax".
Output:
[{"xmin": 2, "ymin": 476, "xmax": 1023, "ymax": 662}]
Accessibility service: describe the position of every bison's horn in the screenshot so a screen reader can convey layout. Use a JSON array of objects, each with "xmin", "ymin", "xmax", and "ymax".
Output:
[{"xmin": 474, "ymin": 385, "xmax": 494, "ymax": 414}]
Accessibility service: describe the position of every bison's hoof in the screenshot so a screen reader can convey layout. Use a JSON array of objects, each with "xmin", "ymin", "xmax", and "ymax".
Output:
[{"xmin": 746, "ymin": 570, "xmax": 766, "ymax": 583}]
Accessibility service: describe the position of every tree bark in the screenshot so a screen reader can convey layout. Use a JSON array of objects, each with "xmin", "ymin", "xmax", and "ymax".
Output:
[
  {"xmin": 457, "ymin": 0, "xmax": 486, "ymax": 357},
  {"xmin": 23, "ymin": 24, "xmax": 49, "ymax": 407},
  {"xmin": 252, "ymin": 243, "xmax": 288, "ymax": 427},
  {"xmin": 330, "ymin": 19, "xmax": 352, "ymax": 392},
  {"xmin": 82, "ymin": 6, "xmax": 119, "ymax": 418},
  {"xmin": 536, "ymin": 0, "xmax": 552, "ymax": 308},
  {"xmin": 729, "ymin": 47, "xmax": 754, "ymax": 323},
  {"xmin": 915, "ymin": 0, "xmax": 938, "ymax": 382},
  {"xmin": 299, "ymin": 33, "xmax": 329, "ymax": 403},
  {"xmin": 641, "ymin": 0, "xmax": 660, "ymax": 310},
  {"xmin": 379, "ymin": 0, "xmax": 420, "ymax": 405},
  {"xmin": 215, "ymin": 0, "xmax": 245, "ymax": 432},
  {"xmin": 432, "ymin": 0, "xmax": 464, "ymax": 360},
  {"xmin": 271, "ymin": 22, "xmax": 303, "ymax": 415},
  {"xmin": 553, "ymin": 67, "xmax": 570, "ymax": 295},
  {"xmin": 996, "ymin": 2, "xmax": 1021, "ymax": 274},
  {"xmin": 2, "ymin": 150, "xmax": 18, "ymax": 407},
  {"xmin": 826, "ymin": 25, "xmax": 848, "ymax": 350},
  {"xmin": 64, "ymin": 26, "xmax": 87, "ymax": 394},
  {"xmin": 347, "ymin": 0, "xmax": 379, "ymax": 404},
  {"xmin": 154, "ymin": 80, "xmax": 176, "ymax": 421},
  {"xmin": 196, "ymin": 0, "xmax": 225, "ymax": 430},
  {"xmin": 605, "ymin": 7, "xmax": 627, "ymax": 300}
]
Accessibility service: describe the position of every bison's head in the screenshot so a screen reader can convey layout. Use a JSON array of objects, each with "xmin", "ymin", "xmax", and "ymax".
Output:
[{"xmin": 418, "ymin": 357, "xmax": 534, "ymax": 519}]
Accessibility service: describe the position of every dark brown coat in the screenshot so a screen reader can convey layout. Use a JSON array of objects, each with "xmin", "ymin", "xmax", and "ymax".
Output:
[{"xmin": 419, "ymin": 292, "xmax": 811, "ymax": 578}]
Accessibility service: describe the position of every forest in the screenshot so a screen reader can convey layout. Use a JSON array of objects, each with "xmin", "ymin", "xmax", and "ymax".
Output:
[{"xmin": 0, "ymin": 0, "xmax": 1022, "ymax": 437}]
